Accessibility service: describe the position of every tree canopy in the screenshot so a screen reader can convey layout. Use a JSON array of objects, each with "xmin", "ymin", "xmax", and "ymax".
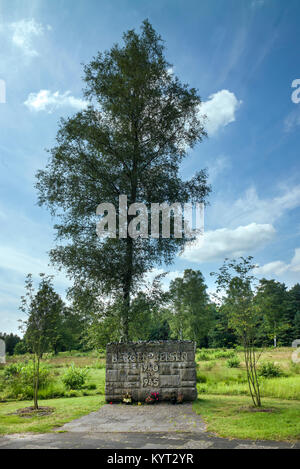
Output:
[{"xmin": 36, "ymin": 20, "xmax": 210, "ymax": 340}]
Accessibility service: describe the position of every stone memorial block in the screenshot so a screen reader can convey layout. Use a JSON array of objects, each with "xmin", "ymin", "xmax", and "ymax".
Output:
[
  {"xmin": 105, "ymin": 341, "xmax": 197, "ymax": 402},
  {"xmin": 0, "ymin": 338, "xmax": 5, "ymax": 364}
]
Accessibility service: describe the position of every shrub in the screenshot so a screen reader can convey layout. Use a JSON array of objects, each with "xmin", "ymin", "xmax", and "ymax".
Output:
[
  {"xmin": 196, "ymin": 351, "xmax": 210, "ymax": 361},
  {"xmin": 226, "ymin": 357, "xmax": 240, "ymax": 368},
  {"xmin": 258, "ymin": 361, "xmax": 283, "ymax": 378},
  {"xmin": 197, "ymin": 383, "xmax": 208, "ymax": 394},
  {"xmin": 3, "ymin": 361, "xmax": 52, "ymax": 399},
  {"xmin": 196, "ymin": 372, "xmax": 207, "ymax": 383},
  {"xmin": 13, "ymin": 341, "xmax": 28, "ymax": 355},
  {"xmin": 62, "ymin": 363, "xmax": 89, "ymax": 389},
  {"xmin": 86, "ymin": 383, "xmax": 97, "ymax": 390},
  {"xmin": 214, "ymin": 350, "xmax": 235, "ymax": 359}
]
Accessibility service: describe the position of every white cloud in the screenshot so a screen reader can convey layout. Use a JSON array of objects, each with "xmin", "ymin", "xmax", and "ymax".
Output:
[
  {"xmin": 232, "ymin": 185, "xmax": 300, "ymax": 224},
  {"xmin": 210, "ymin": 184, "xmax": 300, "ymax": 228},
  {"xmin": 10, "ymin": 19, "xmax": 45, "ymax": 57},
  {"xmin": 254, "ymin": 261, "xmax": 289, "ymax": 276},
  {"xmin": 254, "ymin": 248, "xmax": 300, "ymax": 277},
  {"xmin": 200, "ymin": 90, "xmax": 242, "ymax": 136},
  {"xmin": 181, "ymin": 223, "xmax": 276, "ymax": 263},
  {"xmin": 24, "ymin": 90, "xmax": 88, "ymax": 113}
]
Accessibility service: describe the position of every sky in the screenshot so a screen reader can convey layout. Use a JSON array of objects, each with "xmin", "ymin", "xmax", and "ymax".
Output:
[{"xmin": 0, "ymin": 0, "xmax": 300, "ymax": 334}]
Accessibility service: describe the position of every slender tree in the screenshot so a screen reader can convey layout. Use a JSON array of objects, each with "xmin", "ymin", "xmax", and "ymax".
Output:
[
  {"xmin": 20, "ymin": 274, "xmax": 64, "ymax": 409},
  {"xmin": 36, "ymin": 20, "xmax": 210, "ymax": 340},
  {"xmin": 211, "ymin": 257, "xmax": 263, "ymax": 407}
]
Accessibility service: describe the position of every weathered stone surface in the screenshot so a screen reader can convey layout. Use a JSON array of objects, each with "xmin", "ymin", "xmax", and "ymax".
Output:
[
  {"xmin": 0, "ymin": 339, "xmax": 5, "ymax": 365},
  {"xmin": 105, "ymin": 341, "xmax": 197, "ymax": 402}
]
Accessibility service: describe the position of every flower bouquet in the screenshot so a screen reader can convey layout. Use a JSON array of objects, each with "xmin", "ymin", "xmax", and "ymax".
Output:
[
  {"xmin": 122, "ymin": 392, "xmax": 132, "ymax": 404},
  {"xmin": 145, "ymin": 391, "xmax": 159, "ymax": 404}
]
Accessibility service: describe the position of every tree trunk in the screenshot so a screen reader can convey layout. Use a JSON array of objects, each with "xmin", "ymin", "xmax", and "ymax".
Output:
[
  {"xmin": 33, "ymin": 355, "xmax": 40, "ymax": 410},
  {"xmin": 122, "ymin": 236, "xmax": 133, "ymax": 341},
  {"xmin": 244, "ymin": 341, "xmax": 261, "ymax": 408}
]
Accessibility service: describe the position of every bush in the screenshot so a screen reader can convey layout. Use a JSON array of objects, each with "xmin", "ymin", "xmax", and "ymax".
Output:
[
  {"xmin": 13, "ymin": 341, "xmax": 28, "ymax": 355},
  {"xmin": 86, "ymin": 383, "xmax": 97, "ymax": 390},
  {"xmin": 226, "ymin": 357, "xmax": 240, "ymax": 368},
  {"xmin": 62, "ymin": 363, "xmax": 89, "ymax": 389},
  {"xmin": 196, "ymin": 351, "xmax": 210, "ymax": 361},
  {"xmin": 258, "ymin": 361, "xmax": 283, "ymax": 378},
  {"xmin": 3, "ymin": 361, "xmax": 52, "ymax": 399},
  {"xmin": 214, "ymin": 350, "xmax": 235, "ymax": 359},
  {"xmin": 196, "ymin": 372, "xmax": 207, "ymax": 383}
]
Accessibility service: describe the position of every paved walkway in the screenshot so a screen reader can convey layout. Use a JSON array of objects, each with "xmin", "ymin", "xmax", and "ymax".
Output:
[{"xmin": 0, "ymin": 403, "xmax": 299, "ymax": 449}]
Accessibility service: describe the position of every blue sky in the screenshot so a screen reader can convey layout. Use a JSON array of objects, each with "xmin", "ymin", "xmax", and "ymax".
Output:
[{"xmin": 1, "ymin": 0, "xmax": 300, "ymax": 334}]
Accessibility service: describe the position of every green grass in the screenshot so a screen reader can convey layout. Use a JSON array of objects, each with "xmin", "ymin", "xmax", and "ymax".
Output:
[
  {"xmin": 0, "ymin": 395, "xmax": 105, "ymax": 435},
  {"xmin": 193, "ymin": 395, "xmax": 300, "ymax": 441},
  {"xmin": 196, "ymin": 348, "xmax": 300, "ymax": 401},
  {"xmin": 1, "ymin": 348, "xmax": 299, "ymax": 440},
  {"xmin": 197, "ymin": 376, "xmax": 300, "ymax": 400}
]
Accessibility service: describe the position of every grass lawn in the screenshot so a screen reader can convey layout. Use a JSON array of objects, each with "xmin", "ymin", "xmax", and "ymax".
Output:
[
  {"xmin": 0, "ymin": 395, "xmax": 105, "ymax": 435},
  {"xmin": 193, "ymin": 394, "xmax": 300, "ymax": 441},
  {"xmin": 1, "ymin": 348, "xmax": 299, "ymax": 440}
]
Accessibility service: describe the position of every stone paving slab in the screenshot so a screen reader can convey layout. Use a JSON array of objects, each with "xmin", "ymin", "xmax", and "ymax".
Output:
[
  {"xmin": 60, "ymin": 403, "xmax": 206, "ymax": 433},
  {"xmin": 0, "ymin": 403, "xmax": 299, "ymax": 449}
]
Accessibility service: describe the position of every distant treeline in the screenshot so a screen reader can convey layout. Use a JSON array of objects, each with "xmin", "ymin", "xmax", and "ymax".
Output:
[{"xmin": 2, "ymin": 271, "xmax": 300, "ymax": 355}]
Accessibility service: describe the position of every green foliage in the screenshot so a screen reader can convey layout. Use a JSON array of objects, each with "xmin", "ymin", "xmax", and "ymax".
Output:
[
  {"xmin": 196, "ymin": 349, "xmax": 235, "ymax": 361},
  {"xmin": 13, "ymin": 341, "xmax": 28, "ymax": 355},
  {"xmin": 62, "ymin": 363, "xmax": 89, "ymax": 390},
  {"xmin": 3, "ymin": 361, "xmax": 52, "ymax": 400},
  {"xmin": 289, "ymin": 361, "xmax": 300, "ymax": 375},
  {"xmin": 148, "ymin": 319, "xmax": 170, "ymax": 341},
  {"xmin": 35, "ymin": 20, "xmax": 210, "ymax": 342},
  {"xmin": 226, "ymin": 357, "xmax": 240, "ymax": 368},
  {"xmin": 169, "ymin": 269, "xmax": 212, "ymax": 345},
  {"xmin": 19, "ymin": 273, "xmax": 65, "ymax": 409},
  {"xmin": 86, "ymin": 383, "xmax": 97, "ymax": 390},
  {"xmin": 211, "ymin": 257, "xmax": 263, "ymax": 407},
  {"xmin": 196, "ymin": 372, "xmax": 207, "ymax": 383},
  {"xmin": 258, "ymin": 362, "xmax": 283, "ymax": 379},
  {"xmin": 20, "ymin": 274, "xmax": 65, "ymax": 357},
  {"xmin": 255, "ymin": 279, "xmax": 288, "ymax": 347}
]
